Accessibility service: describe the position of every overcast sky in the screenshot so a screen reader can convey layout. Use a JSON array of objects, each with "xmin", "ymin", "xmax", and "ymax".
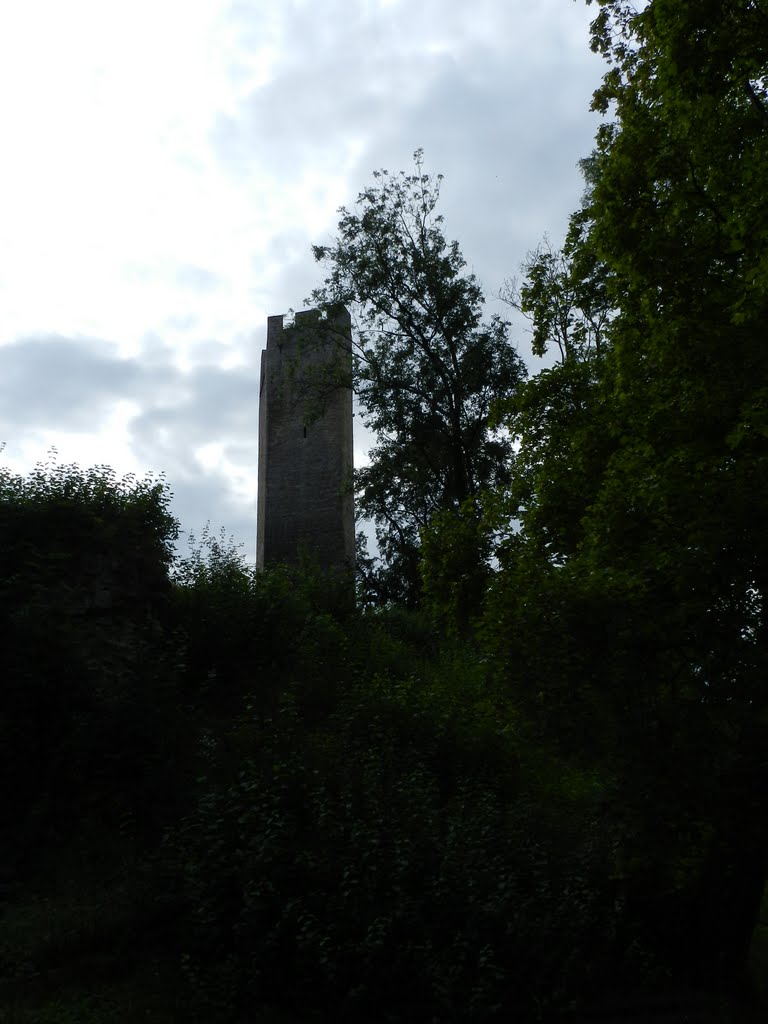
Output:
[{"xmin": 0, "ymin": 0, "xmax": 605, "ymax": 563}]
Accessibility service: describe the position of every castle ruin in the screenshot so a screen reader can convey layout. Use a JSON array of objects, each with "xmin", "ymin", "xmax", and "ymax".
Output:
[{"xmin": 256, "ymin": 307, "xmax": 355, "ymax": 572}]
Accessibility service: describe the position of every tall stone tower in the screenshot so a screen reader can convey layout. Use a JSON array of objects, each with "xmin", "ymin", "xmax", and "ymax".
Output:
[{"xmin": 256, "ymin": 307, "xmax": 355, "ymax": 571}]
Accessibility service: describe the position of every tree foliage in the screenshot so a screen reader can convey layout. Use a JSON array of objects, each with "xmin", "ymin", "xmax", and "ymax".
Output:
[
  {"xmin": 0, "ymin": 454, "xmax": 183, "ymax": 862},
  {"xmin": 168, "ymin": 655, "xmax": 615, "ymax": 1024},
  {"xmin": 311, "ymin": 151, "xmax": 526, "ymax": 603},
  {"xmin": 483, "ymin": 0, "xmax": 768, "ymax": 992}
]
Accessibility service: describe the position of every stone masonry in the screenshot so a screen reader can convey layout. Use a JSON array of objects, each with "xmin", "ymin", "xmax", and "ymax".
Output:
[{"xmin": 256, "ymin": 307, "xmax": 354, "ymax": 571}]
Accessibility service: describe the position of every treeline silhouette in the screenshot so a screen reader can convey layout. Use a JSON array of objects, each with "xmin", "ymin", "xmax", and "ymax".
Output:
[{"xmin": 0, "ymin": 454, "xmax": 765, "ymax": 1021}]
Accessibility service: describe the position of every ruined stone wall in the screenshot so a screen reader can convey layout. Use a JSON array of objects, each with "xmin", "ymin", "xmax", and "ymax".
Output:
[{"xmin": 256, "ymin": 307, "xmax": 354, "ymax": 571}]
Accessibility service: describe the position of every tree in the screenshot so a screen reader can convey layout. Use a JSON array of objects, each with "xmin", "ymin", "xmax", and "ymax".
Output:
[
  {"xmin": 0, "ymin": 453, "xmax": 183, "ymax": 861},
  {"xmin": 484, "ymin": 0, "xmax": 768, "ymax": 994},
  {"xmin": 310, "ymin": 151, "xmax": 526, "ymax": 604},
  {"xmin": 571, "ymin": 0, "xmax": 768, "ymax": 745},
  {"xmin": 495, "ymin": 196, "xmax": 616, "ymax": 565},
  {"xmin": 578, "ymin": 4, "xmax": 768, "ymax": 983},
  {"xmin": 502, "ymin": 197, "xmax": 611, "ymax": 365}
]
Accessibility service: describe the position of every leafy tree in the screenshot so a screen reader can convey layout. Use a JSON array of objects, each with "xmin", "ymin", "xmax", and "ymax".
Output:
[
  {"xmin": 310, "ymin": 151, "xmax": 526, "ymax": 604},
  {"xmin": 484, "ymin": 0, "xmax": 768, "ymax": 995},
  {"xmin": 419, "ymin": 498, "xmax": 491, "ymax": 637},
  {"xmin": 0, "ymin": 453, "xmax": 183, "ymax": 861},
  {"xmin": 581, "ymin": 3, "xmax": 768, "ymax": 983},
  {"xmin": 503, "ymin": 207, "xmax": 611, "ymax": 365}
]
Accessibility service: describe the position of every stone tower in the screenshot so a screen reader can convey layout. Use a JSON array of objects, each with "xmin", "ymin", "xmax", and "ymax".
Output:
[{"xmin": 256, "ymin": 307, "xmax": 354, "ymax": 571}]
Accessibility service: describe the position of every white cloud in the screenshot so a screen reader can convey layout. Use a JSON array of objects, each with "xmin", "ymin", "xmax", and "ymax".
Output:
[{"xmin": 0, "ymin": 0, "xmax": 605, "ymax": 561}]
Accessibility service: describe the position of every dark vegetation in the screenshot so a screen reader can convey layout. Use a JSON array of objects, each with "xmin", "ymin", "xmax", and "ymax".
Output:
[{"xmin": 2, "ymin": 1, "xmax": 768, "ymax": 1019}]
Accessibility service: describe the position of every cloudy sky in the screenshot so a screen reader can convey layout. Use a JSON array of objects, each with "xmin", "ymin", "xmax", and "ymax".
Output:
[{"xmin": 0, "ymin": 0, "xmax": 605, "ymax": 563}]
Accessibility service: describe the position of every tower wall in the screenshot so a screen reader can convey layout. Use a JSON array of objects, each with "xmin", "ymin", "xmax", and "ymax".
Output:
[{"xmin": 256, "ymin": 307, "xmax": 354, "ymax": 571}]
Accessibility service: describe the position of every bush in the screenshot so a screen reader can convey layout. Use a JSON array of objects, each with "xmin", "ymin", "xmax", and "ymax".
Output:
[
  {"xmin": 0, "ymin": 454, "xmax": 183, "ymax": 862},
  {"xmin": 167, "ymin": 660, "xmax": 618, "ymax": 1022},
  {"xmin": 171, "ymin": 527, "xmax": 356, "ymax": 713}
]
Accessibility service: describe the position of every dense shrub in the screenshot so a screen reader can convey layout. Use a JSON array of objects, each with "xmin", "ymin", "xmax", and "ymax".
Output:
[
  {"xmin": 167, "ymin": 663, "xmax": 618, "ymax": 1023},
  {"xmin": 171, "ymin": 527, "xmax": 356, "ymax": 712},
  {"xmin": 0, "ymin": 455, "xmax": 184, "ymax": 864}
]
